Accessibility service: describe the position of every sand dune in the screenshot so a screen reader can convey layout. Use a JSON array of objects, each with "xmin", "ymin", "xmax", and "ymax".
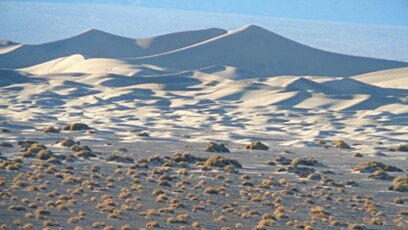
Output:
[
  {"xmin": 128, "ymin": 25, "xmax": 407, "ymax": 77},
  {"xmin": 0, "ymin": 28, "xmax": 226, "ymax": 69},
  {"xmin": 353, "ymin": 67, "xmax": 408, "ymax": 89},
  {"xmin": 1, "ymin": 25, "xmax": 407, "ymax": 148}
]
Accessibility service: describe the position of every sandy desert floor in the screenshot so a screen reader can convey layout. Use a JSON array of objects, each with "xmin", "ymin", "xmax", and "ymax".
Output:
[{"xmin": 0, "ymin": 25, "xmax": 407, "ymax": 229}]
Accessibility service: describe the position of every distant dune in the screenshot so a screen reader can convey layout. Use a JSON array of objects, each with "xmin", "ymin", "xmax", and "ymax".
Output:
[
  {"xmin": 0, "ymin": 28, "xmax": 226, "ymax": 69},
  {"xmin": 128, "ymin": 25, "xmax": 407, "ymax": 77}
]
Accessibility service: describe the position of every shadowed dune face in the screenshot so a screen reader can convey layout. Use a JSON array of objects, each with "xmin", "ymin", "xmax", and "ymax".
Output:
[{"xmin": 127, "ymin": 25, "xmax": 408, "ymax": 77}]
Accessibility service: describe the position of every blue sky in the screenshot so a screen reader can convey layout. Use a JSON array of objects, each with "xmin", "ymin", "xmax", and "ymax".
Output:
[{"xmin": 13, "ymin": 0, "xmax": 408, "ymax": 26}]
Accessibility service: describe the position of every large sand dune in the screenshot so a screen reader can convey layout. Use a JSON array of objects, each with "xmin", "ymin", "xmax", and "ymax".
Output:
[
  {"xmin": 0, "ymin": 28, "xmax": 226, "ymax": 69},
  {"xmin": 128, "ymin": 25, "xmax": 407, "ymax": 77}
]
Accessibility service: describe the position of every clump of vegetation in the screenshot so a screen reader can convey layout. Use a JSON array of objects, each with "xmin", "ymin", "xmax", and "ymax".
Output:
[
  {"xmin": 58, "ymin": 138, "xmax": 78, "ymax": 147},
  {"xmin": 245, "ymin": 141, "xmax": 268, "ymax": 150},
  {"xmin": 309, "ymin": 206, "xmax": 329, "ymax": 220},
  {"xmin": 347, "ymin": 223, "xmax": 366, "ymax": 230},
  {"xmin": 106, "ymin": 153, "xmax": 134, "ymax": 164},
  {"xmin": 352, "ymin": 161, "xmax": 402, "ymax": 173},
  {"xmin": 204, "ymin": 186, "xmax": 221, "ymax": 195},
  {"xmin": 388, "ymin": 144, "xmax": 408, "ymax": 152},
  {"xmin": 334, "ymin": 139, "xmax": 351, "ymax": 149},
  {"xmin": 206, "ymin": 142, "xmax": 230, "ymax": 153},
  {"xmin": 137, "ymin": 131, "xmax": 150, "ymax": 137},
  {"xmin": 203, "ymin": 155, "xmax": 242, "ymax": 168},
  {"xmin": 368, "ymin": 170, "xmax": 394, "ymax": 180},
  {"xmin": 70, "ymin": 144, "xmax": 96, "ymax": 158},
  {"xmin": 21, "ymin": 143, "xmax": 54, "ymax": 160},
  {"xmin": 75, "ymin": 150, "xmax": 96, "ymax": 158},
  {"xmin": 146, "ymin": 221, "xmax": 159, "ymax": 228},
  {"xmin": 273, "ymin": 156, "xmax": 291, "ymax": 165},
  {"xmin": 0, "ymin": 141, "xmax": 13, "ymax": 147},
  {"xmin": 290, "ymin": 157, "xmax": 319, "ymax": 166},
  {"xmin": 353, "ymin": 152, "xmax": 363, "ymax": 157},
  {"xmin": 389, "ymin": 176, "xmax": 408, "ymax": 192},
  {"xmin": 172, "ymin": 152, "xmax": 206, "ymax": 163},
  {"xmin": 224, "ymin": 165, "xmax": 238, "ymax": 173},
  {"xmin": 62, "ymin": 123, "xmax": 91, "ymax": 131},
  {"xmin": 42, "ymin": 126, "xmax": 60, "ymax": 133}
]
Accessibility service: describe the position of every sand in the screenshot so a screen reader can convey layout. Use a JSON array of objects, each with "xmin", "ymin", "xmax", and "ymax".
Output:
[{"xmin": 0, "ymin": 25, "xmax": 407, "ymax": 229}]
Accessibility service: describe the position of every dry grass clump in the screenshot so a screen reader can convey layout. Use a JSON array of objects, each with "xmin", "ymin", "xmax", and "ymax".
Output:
[
  {"xmin": 353, "ymin": 152, "xmax": 363, "ymax": 157},
  {"xmin": 393, "ymin": 197, "xmax": 408, "ymax": 204},
  {"xmin": 137, "ymin": 131, "xmax": 150, "ymax": 137},
  {"xmin": 389, "ymin": 176, "xmax": 408, "ymax": 192},
  {"xmin": 91, "ymin": 222, "xmax": 106, "ymax": 228},
  {"xmin": 172, "ymin": 152, "xmax": 206, "ymax": 163},
  {"xmin": 0, "ymin": 141, "xmax": 13, "ymax": 147},
  {"xmin": 273, "ymin": 206, "xmax": 288, "ymax": 219},
  {"xmin": 368, "ymin": 170, "xmax": 394, "ymax": 180},
  {"xmin": 204, "ymin": 186, "xmax": 221, "ymax": 195},
  {"xmin": 363, "ymin": 217, "xmax": 384, "ymax": 225},
  {"xmin": 241, "ymin": 181, "xmax": 254, "ymax": 187},
  {"xmin": 42, "ymin": 126, "xmax": 59, "ymax": 133},
  {"xmin": 34, "ymin": 208, "xmax": 50, "ymax": 219},
  {"xmin": 206, "ymin": 142, "xmax": 230, "ymax": 153},
  {"xmin": 155, "ymin": 193, "xmax": 168, "ymax": 203},
  {"xmin": 255, "ymin": 214, "xmax": 277, "ymax": 228},
  {"xmin": 291, "ymin": 157, "xmax": 319, "ymax": 166},
  {"xmin": 273, "ymin": 156, "xmax": 291, "ymax": 165},
  {"xmin": 58, "ymin": 138, "xmax": 77, "ymax": 147},
  {"xmin": 347, "ymin": 223, "xmax": 366, "ymax": 230},
  {"xmin": 388, "ymin": 144, "xmax": 408, "ymax": 152},
  {"xmin": 106, "ymin": 153, "xmax": 134, "ymax": 163},
  {"xmin": 309, "ymin": 206, "xmax": 329, "ymax": 220},
  {"xmin": 8, "ymin": 204, "xmax": 26, "ymax": 211},
  {"xmin": 167, "ymin": 214, "xmax": 190, "ymax": 224},
  {"xmin": 334, "ymin": 140, "xmax": 351, "ymax": 149},
  {"xmin": 22, "ymin": 223, "xmax": 33, "ymax": 230},
  {"xmin": 191, "ymin": 221, "xmax": 200, "ymax": 229},
  {"xmin": 146, "ymin": 221, "xmax": 159, "ymax": 228},
  {"xmin": 62, "ymin": 123, "xmax": 91, "ymax": 131},
  {"xmin": 120, "ymin": 224, "xmax": 131, "ymax": 230},
  {"xmin": 352, "ymin": 161, "xmax": 402, "ymax": 173},
  {"xmin": 224, "ymin": 165, "xmax": 238, "ymax": 173},
  {"xmin": 74, "ymin": 149, "xmax": 96, "ymax": 158},
  {"xmin": 245, "ymin": 141, "xmax": 268, "ymax": 150},
  {"xmin": 21, "ymin": 143, "xmax": 54, "ymax": 160},
  {"xmin": 203, "ymin": 155, "xmax": 242, "ymax": 168},
  {"xmin": 177, "ymin": 168, "xmax": 188, "ymax": 175},
  {"xmin": 0, "ymin": 160, "xmax": 22, "ymax": 171}
]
